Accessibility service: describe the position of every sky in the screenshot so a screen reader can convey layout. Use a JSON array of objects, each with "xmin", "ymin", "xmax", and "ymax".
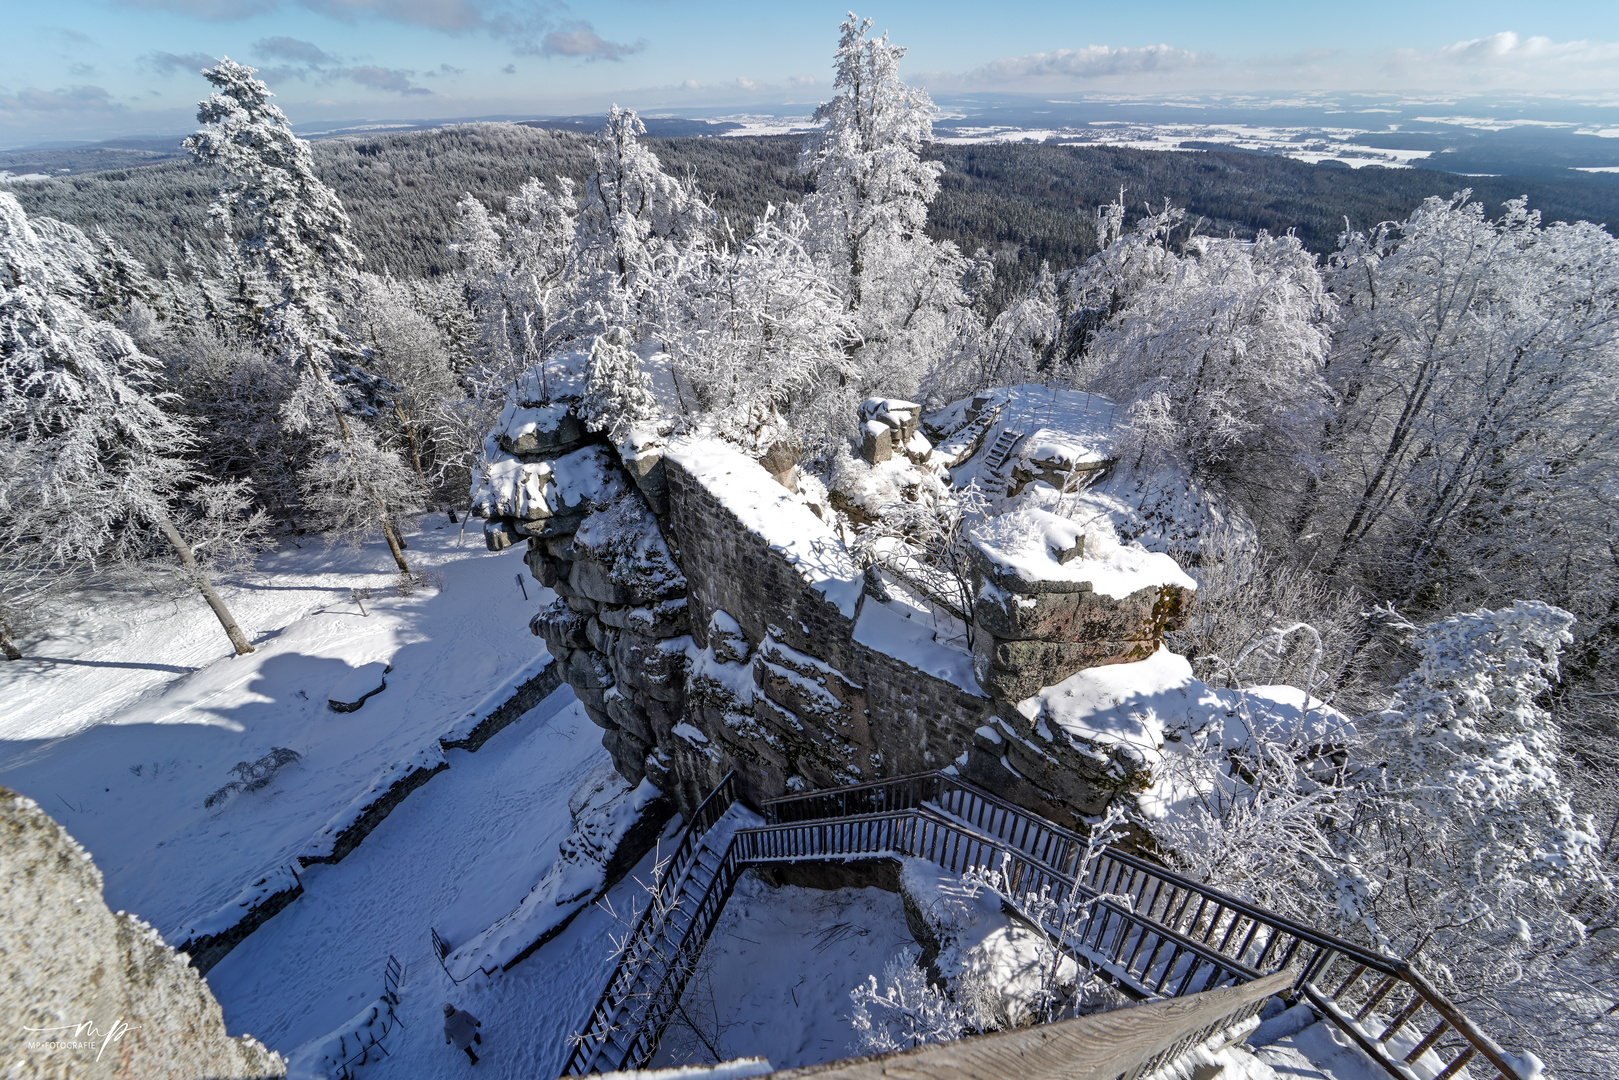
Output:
[{"xmin": 3, "ymin": 1, "xmax": 1618, "ymax": 146}]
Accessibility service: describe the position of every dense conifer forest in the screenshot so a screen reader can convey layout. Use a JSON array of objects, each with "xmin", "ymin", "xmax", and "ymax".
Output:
[{"xmin": 8, "ymin": 123, "xmax": 1616, "ymax": 312}]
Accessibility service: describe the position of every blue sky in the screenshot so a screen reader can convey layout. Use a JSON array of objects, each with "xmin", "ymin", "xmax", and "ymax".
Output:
[{"xmin": 4, "ymin": 1, "xmax": 1617, "ymax": 145}]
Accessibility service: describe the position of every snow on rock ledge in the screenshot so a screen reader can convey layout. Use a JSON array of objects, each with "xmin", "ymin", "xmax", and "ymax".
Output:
[
  {"xmin": 664, "ymin": 436, "xmax": 862, "ymax": 619},
  {"xmin": 444, "ymin": 771, "xmax": 668, "ymax": 980}
]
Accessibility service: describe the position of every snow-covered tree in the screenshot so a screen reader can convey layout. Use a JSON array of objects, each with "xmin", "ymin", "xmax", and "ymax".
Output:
[
  {"xmin": 674, "ymin": 205, "xmax": 857, "ymax": 459},
  {"xmin": 1370, "ymin": 601, "xmax": 1602, "ymax": 912},
  {"xmin": 575, "ymin": 106, "xmax": 713, "ymax": 333},
  {"xmin": 455, "ymin": 177, "xmax": 580, "ymax": 397},
  {"xmin": 1305, "ymin": 194, "xmax": 1619, "ymax": 617},
  {"xmin": 185, "ymin": 60, "xmax": 424, "ymax": 566},
  {"xmin": 1067, "ymin": 201, "xmax": 1335, "ymax": 478},
  {"xmin": 183, "ymin": 57, "xmax": 359, "ymax": 344},
  {"xmin": 1, "ymin": 192, "xmax": 263, "ymax": 657},
  {"xmin": 581, "ymin": 324, "xmax": 660, "ymax": 443},
  {"xmin": 848, "ymin": 948, "xmax": 970, "ymax": 1053},
  {"xmin": 800, "ymin": 14, "xmax": 978, "ymax": 401},
  {"xmin": 981, "ymin": 262, "xmax": 1061, "ymax": 387},
  {"xmin": 346, "ymin": 272, "xmax": 462, "ymax": 489}
]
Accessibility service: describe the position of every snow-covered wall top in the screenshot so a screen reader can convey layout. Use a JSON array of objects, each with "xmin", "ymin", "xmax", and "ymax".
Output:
[{"xmin": 664, "ymin": 436, "xmax": 863, "ymax": 620}]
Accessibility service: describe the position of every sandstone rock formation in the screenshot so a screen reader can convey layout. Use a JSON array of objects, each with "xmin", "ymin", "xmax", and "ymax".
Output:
[
  {"xmin": 1, "ymin": 788, "xmax": 284, "ymax": 1080},
  {"xmin": 476, "ymin": 390, "xmax": 1193, "ymax": 830}
]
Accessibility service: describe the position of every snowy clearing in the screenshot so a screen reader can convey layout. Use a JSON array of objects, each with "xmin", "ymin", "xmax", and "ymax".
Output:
[{"xmin": 0, "ymin": 523, "xmax": 547, "ymax": 943}]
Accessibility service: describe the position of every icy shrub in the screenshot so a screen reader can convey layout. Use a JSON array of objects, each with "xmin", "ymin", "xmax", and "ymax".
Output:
[
  {"xmin": 204, "ymin": 747, "xmax": 302, "ymax": 808},
  {"xmin": 848, "ymin": 947, "xmax": 970, "ymax": 1054}
]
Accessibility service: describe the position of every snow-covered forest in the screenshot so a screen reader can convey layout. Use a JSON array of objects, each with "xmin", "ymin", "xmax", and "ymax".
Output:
[{"xmin": 3, "ymin": 11, "xmax": 1617, "ymax": 1079}]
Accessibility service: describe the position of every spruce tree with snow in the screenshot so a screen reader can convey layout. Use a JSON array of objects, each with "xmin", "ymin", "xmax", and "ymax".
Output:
[
  {"xmin": 799, "ymin": 14, "xmax": 978, "ymax": 401},
  {"xmin": 581, "ymin": 324, "xmax": 660, "ymax": 443},
  {"xmin": 183, "ymin": 57, "xmax": 359, "ymax": 343},
  {"xmin": 185, "ymin": 59, "xmax": 421, "ymax": 571},
  {"xmin": 1, "ymin": 192, "xmax": 263, "ymax": 658}
]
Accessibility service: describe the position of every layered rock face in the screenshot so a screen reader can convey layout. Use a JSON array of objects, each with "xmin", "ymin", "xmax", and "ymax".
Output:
[
  {"xmin": 1, "ymin": 788, "xmax": 284, "ymax": 1080},
  {"xmin": 477, "ymin": 397, "xmax": 1192, "ymax": 828}
]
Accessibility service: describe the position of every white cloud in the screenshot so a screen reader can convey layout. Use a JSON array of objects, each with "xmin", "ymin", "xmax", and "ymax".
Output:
[
  {"xmin": 932, "ymin": 43, "xmax": 1207, "ymax": 88},
  {"xmin": 1385, "ymin": 31, "xmax": 1619, "ymax": 87},
  {"xmin": 532, "ymin": 22, "xmax": 642, "ymax": 62},
  {"xmin": 1437, "ymin": 31, "xmax": 1618, "ymax": 66}
]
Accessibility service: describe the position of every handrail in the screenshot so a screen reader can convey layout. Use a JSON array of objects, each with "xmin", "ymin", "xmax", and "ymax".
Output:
[
  {"xmin": 565, "ymin": 771, "xmax": 1525, "ymax": 1080},
  {"xmin": 560, "ymin": 773, "xmax": 738, "ymax": 1076},
  {"xmin": 763, "ymin": 772, "xmax": 1526, "ymax": 1080},
  {"xmin": 738, "ymin": 807, "xmax": 1258, "ymax": 1000},
  {"xmin": 766, "ymin": 970, "xmax": 1295, "ymax": 1080}
]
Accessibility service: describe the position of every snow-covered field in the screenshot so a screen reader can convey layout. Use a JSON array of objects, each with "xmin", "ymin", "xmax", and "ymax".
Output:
[{"xmin": 0, "ymin": 520, "xmax": 702, "ymax": 1076}]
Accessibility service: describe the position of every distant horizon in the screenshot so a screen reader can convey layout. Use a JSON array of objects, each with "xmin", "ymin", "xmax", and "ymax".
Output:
[
  {"xmin": 6, "ymin": 86, "xmax": 1619, "ymax": 155},
  {"xmin": 4, "ymin": 2, "xmax": 1617, "ymax": 146}
]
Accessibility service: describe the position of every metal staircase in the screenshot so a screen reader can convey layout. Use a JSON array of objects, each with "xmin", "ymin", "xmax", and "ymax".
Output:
[
  {"xmin": 561, "ymin": 771, "xmax": 1530, "ymax": 1080},
  {"xmin": 980, "ymin": 427, "xmax": 1024, "ymax": 477}
]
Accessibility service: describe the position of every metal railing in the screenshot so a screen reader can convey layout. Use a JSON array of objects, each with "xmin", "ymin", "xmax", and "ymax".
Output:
[
  {"xmin": 561, "ymin": 773, "xmax": 739, "ymax": 1076},
  {"xmin": 563, "ymin": 770, "xmax": 1527, "ymax": 1080},
  {"xmin": 767, "ymin": 772, "xmax": 1527, "ymax": 1080},
  {"xmin": 739, "ymin": 806, "xmax": 1258, "ymax": 1001}
]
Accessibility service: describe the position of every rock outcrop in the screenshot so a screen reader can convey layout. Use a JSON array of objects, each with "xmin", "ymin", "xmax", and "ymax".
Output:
[
  {"xmin": 1, "ymin": 788, "xmax": 284, "ymax": 1080},
  {"xmin": 476, "ymin": 389, "xmax": 1193, "ymax": 829}
]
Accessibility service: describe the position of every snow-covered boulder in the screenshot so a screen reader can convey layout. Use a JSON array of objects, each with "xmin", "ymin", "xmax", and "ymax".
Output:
[{"xmin": 968, "ymin": 506, "xmax": 1196, "ymax": 701}]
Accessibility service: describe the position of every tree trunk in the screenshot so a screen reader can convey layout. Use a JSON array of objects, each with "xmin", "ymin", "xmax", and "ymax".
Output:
[
  {"xmin": 380, "ymin": 516, "xmax": 411, "ymax": 575},
  {"xmin": 1, "ymin": 624, "xmax": 22, "ymax": 661},
  {"xmin": 152, "ymin": 508, "xmax": 255, "ymax": 656},
  {"xmin": 308, "ymin": 347, "xmax": 412, "ymax": 576}
]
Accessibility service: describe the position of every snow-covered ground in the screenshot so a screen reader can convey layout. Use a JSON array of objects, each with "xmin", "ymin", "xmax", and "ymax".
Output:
[
  {"xmin": 213, "ymin": 689, "xmax": 673, "ymax": 1080},
  {"xmin": 649, "ymin": 872, "xmax": 915, "ymax": 1071},
  {"xmin": 0, "ymin": 521, "xmax": 546, "ymax": 941}
]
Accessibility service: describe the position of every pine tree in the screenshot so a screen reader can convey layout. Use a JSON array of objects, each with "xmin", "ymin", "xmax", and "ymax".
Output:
[
  {"xmin": 1, "ymin": 193, "xmax": 262, "ymax": 658},
  {"xmin": 185, "ymin": 59, "xmax": 417, "ymax": 572}
]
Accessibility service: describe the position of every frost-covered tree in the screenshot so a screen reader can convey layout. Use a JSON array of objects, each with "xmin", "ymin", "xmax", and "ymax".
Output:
[
  {"xmin": 1, "ymin": 193, "xmax": 263, "ymax": 657},
  {"xmin": 575, "ymin": 107, "xmax": 713, "ymax": 333},
  {"xmin": 185, "ymin": 60, "xmax": 424, "ymax": 565},
  {"xmin": 346, "ymin": 273, "xmax": 461, "ymax": 488},
  {"xmin": 848, "ymin": 948, "xmax": 970, "ymax": 1053},
  {"xmin": 183, "ymin": 58, "xmax": 360, "ymax": 344},
  {"xmin": 675, "ymin": 205, "xmax": 857, "ymax": 459},
  {"xmin": 800, "ymin": 14, "xmax": 978, "ymax": 400},
  {"xmin": 581, "ymin": 324, "xmax": 660, "ymax": 442},
  {"xmin": 1304, "ymin": 194, "xmax": 1619, "ymax": 618},
  {"xmin": 981, "ymin": 262, "xmax": 1061, "ymax": 388},
  {"xmin": 455, "ymin": 177, "xmax": 580, "ymax": 397},
  {"xmin": 1369, "ymin": 601, "xmax": 1602, "ymax": 918},
  {"xmin": 1067, "ymin": 201, "xmax": 1335, "ymax": 479}
]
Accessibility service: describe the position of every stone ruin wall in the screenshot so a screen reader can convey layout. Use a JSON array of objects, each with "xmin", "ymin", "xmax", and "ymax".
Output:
[{"xmin": 487, "ymin": 410, "xmax": 1192, "ymax": 831}]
